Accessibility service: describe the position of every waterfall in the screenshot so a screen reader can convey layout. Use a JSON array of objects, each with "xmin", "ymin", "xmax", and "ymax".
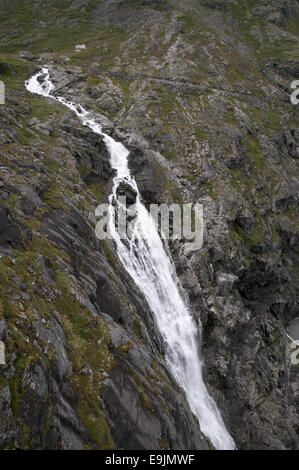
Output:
[{"xmin": 25, "ymin": 68, "xmax": 235, "ymax": 450}]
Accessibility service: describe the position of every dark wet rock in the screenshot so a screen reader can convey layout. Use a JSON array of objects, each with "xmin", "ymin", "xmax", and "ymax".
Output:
[
  {"xmin": 42, "ymin": 206, "xmax": 98, "ymax": 252},
  {"xmin": 202, "ymin": 1, "xmax": 224, "ymax": 10},
  {"xmin": 50, "ymin": 379, "xmax": 88, "ymax": 450},
  {"xmin": 96, "ymin": 273, "xmax": 122, "ymax": 322},
  {"xmin": 0, "ymin": 203, "xmax": 23, "ymax": 248},
  {"xmin": 35, "ymin": 311, "xmax": 73, "ymax": 381},
  {"xmin": 235, "ymin": 208, "xmax": 254, "ymax": 233},
  {"xmin": 19, "ymin": 50, "xmax": 34, "ymax": 60},
  {"xmin": 102, "ymin": 352, "xmax": 210, "ymax": 450},
  {"xmin": 116, "ymin": 182, "xmax": 137, "ymax": 205},
  {"xmin": 61, "ymin": 125, "xmax": 114, "ymax": 183},
  {"xmin": 0, "ymin": 319, "xmax": 8, "ymax": 342},
  {"xmin": 128, "ymin": 145, "xmax": 166, "ymax": 204},
  {"xmin": 0, "ymin": 386, "xmax": 18, "ymax": 448},
  {"xmin": 216, "ymin": 272, "xmax": 238, "ymax": 296},
  {"xmin": 34, "ymin": 173, "xmax": 52, "ymax": 197},
  {"xmin": 21, "ymin": 362, "xmax": 48, "ymax": 435},
  {"xmin": 19, "ymin": 188, "xmax": 42, "ymax": 217}
]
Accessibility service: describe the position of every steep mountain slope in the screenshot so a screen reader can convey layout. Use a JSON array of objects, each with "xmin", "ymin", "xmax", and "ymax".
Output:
[{"xmin": 0, "ymin": 0, "xmax": 298, "ymax": 449}]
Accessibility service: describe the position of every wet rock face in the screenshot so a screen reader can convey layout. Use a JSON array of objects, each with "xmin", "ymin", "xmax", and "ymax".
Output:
[
  {"xmin": 127, "ymin": 145, "xmax": 166, "ymax": 204},
  {"xmin": 0, "ymin": 386, "xmax": 18, "ymax": 447},
  {"xmin": 60, "ymin": 125, "xmax": 114, "ymax": 184},
  {"xmin": 0, "ymin": 69, "xmax": 210, "ymax": 449},
  {"xmin": 251, "ymin": 0, "xmax": 291, "ymax": 27},
  {"xmin": 102, "ymin": 348, "xmax": 210, "ymax": 450},
  {"xmin": 21, "ymin": 362, "xmax": 48, "ymax": 435},
  {"xmin": 0, "ymin": 204, "xmax": 23, "ymax": 248},
  {"xmin": 92, "ymin": 0, "xmax": 169, "ymax": 32}
]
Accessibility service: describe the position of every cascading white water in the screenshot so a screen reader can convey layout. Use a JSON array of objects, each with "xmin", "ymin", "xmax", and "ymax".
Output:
[{"xmin": 25, "ymin": 68, "xmax": 235, "ymax": 450}]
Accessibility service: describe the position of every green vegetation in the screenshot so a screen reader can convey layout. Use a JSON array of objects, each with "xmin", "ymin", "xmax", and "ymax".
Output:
[
  {"xmin": 267, "ymin": 111, "xmax": 280, "ymax": 131},
  {"xmin": 117, "ymin": 342, "xmax": 134, "ymax": 353},
  {"xmin": 88, "ymin": 183, "xmax": 103, "ymax": 204},
  {"xmin": 0, "ymin": 218, "xmax": 116, "ymax": 449},
  {"xmin": 202, "ymin": 181, "xmax": 218, "ymax": 200},
  {"xmin": 0, "ymin": 55, "xmax": 31, "ymax": 89},
  {"xmin": 229, "ymin": 169, "xmax": 255, "ymax": 194},
  {"xmin": 247, "ymin": 136, "xmax": 266, "ymax": 170},
  {"xmin": 44, "ymin": 183, "xmax": 67, "ymax": 210},
  {"xmin": 196, "ymin": 128, "xmax": 208, "ymax": 141},
  {"xmin": 8, "ymin": 193, "xmax": 18, "ymax": 208},
  {"xmin": 130, "ymin": 369, "xmax": 152, "ymax": 411},
  {"xmin": 133, "ymin": 317, "xmax": 142, "ymax": 341},
  {"xmin": 52, "ymin": 272, "xmax": 117, "ymax": 449},
  {"xmin": 158, "ymin": 437, "xmax": 170, "ymax": 449},
  {"xmin": 247, "ymin": 215, "xmax": 265, "ymax": 248}
]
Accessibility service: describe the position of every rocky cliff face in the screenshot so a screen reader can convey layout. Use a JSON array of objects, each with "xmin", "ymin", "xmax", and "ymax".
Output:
[{"xmin": 0, "ymin": 0, "xmax": 298, "ymax": 450}]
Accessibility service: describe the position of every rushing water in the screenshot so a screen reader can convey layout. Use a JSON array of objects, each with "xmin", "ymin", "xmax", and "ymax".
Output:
[{"xmin": 25, "ymin": 68, "xmax": 235, "ymax": 450}]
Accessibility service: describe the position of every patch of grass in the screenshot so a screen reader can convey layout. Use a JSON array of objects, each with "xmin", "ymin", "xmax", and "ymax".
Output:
[
  {"xmin": 259, "ymin": 38, "xmax": 299, "ymax": 60},
  {"xmin": 248, "ymin": 215, "xmax": 265, "ymax": 248},
  {"xmin": 287, "ymin": 15, "xmax": 299, "ymax": 37},
  {"xmin": 196, "ymin": 128, "xmax": 208, "ymax": 141},
  {"xmin": 117, "ymin": 342, "xmax": 134, "ymax": 353},
  {"xmin": 27, "ymin": 235, "xmax": 71, "ymax": 266},
  {"xmin": 52, "ymin": 275, "xmax": 116, "ymax": 448},
  {"xmin": 227, "ymin": 66, "xmax": 246, "ymax": 85},
  {"xmin": 17, "ymin": 127, "xmax": 36, "ymax": 146},
  {"xmin": 247, "ymin": 136, "xmax": 265, "ymax": 170},
  {"xmin": 102, "ymin": 241, "xmax": 117, "ymax": 266},
  {"xmin": 229, "ymin": 169, "xmax": 255, "ymax": 194},
  {"xmin": 269, "ymin": 222, "xmax": 281, "ymax": 244},
  {"xmin": 44, "ymin": 183, "xmax": 69, "ymax": 212},
  {"xmin": 231, "ymin": 230, "xmax": 245, "ymax": 243},
  {"xmin": 55, "ymin": 270, "xmax": 70, "ymax": 291},
  {"xmin": 202, "ymin": 181, "xmax": 218, "ymax": 199},
  {"xmin": 267, "ymin": 111, "xmax": 280, "ymax": 131},
  {"xmin": 179, "ymin": 13, "xmax": 198, "ymax": 31},
  {"xmin": 8, "ymin": 193, "xmax": 18, "ymax": 208},
  {"xmin": 133, "ymin": 317, "xmax": 142, "ymax": 341},
  {"xmin": 88, "ymin": 183, "xmax": 102, "ymax": 204},
  {"xmin": 28, "ymin": 96, "xmax": 60, "ymax": 121},
  {"xmin": 151, "ymin": 361, "xmax": 169, "ymax": 388},
  {"xmin": 130, "ymin": 369, "xmax": 151, "ymax": 411},
  {"xmin": 0, "ymin": 55, "xmax": 31, "ymax": 90},
  {"xmin": 159, "ymin": 437, "xmax": 169, "ymax": 450},
  {"xmin": 75, "ymin": 375, "xmax": 116, "ymax": 450}
]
